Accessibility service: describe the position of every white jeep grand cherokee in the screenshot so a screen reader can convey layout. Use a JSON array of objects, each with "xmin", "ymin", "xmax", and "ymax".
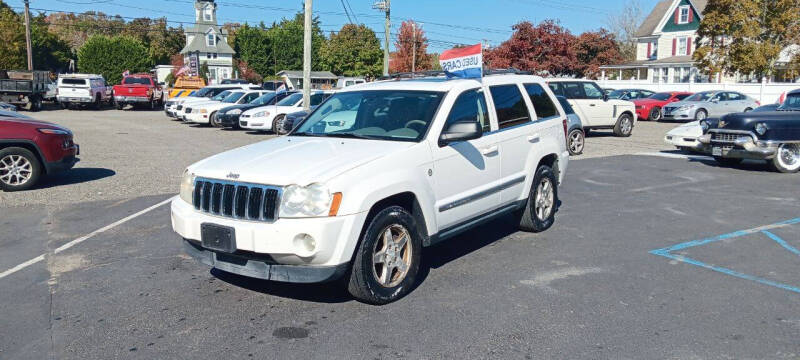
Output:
[{"xmin": 171, "ymin": 73, "xmax": 570, "ymax": 304}]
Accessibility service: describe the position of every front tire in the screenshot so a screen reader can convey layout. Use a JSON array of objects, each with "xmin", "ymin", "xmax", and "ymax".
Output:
[
  {"xmin": 613, "ymin": 113, "xmax": 634, "ymax": 137},
  {"xmin": 567, "ymin": 129, "xmax": 584, "ymax": 155},
  {"xmin": 347, "ymin": 206, "xmax": 422, "ymax": 305},
  {"xmin": 210, "ymin": 112, "xmax": 221, "ymax": 128},
  {"xmin": 272, "ymin": 115, "xmax": 287, "ymax": 135},
  {"xmin": 0, "ymin": 147, "xmax": 42, "ymax": 192},
  {"xmin": 518, "ymin": 165, "xmax": 558, "ymax": 233},
  {"xmin": 771, "ymin": 143, "xmax": 800, "ymax": 173}
]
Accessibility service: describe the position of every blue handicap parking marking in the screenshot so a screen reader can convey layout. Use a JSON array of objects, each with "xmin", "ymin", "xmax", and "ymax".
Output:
[{"xmin": 650, "ymin": 218, "xmax": 800, "ymax": 294}]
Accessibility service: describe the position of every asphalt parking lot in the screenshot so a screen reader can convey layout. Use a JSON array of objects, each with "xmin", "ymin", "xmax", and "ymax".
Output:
[{"xmin": 2, "ymin": 109, "xmax": 799, "ymax": 359}]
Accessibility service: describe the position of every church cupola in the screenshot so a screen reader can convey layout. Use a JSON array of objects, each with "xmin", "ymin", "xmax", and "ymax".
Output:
[{"xmin": 195, "ymin": 0, "xmax": 217, "ymax": 24}]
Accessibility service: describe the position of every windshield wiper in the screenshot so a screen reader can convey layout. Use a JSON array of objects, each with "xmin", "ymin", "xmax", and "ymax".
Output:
[{"xmin": 290, "ymin": 132, "xmax": 381, "ymax": 140}]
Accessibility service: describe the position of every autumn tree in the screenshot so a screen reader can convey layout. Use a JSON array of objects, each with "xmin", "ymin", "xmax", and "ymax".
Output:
[
  {"xmin": 606, "ymin": 0, "xmax": 642, "ymax": 61},
  {"xmin": 573, "ymin": 29, "xmax": 624, "ymax": 78},
  {"xmin": 485, "ymin": 20, "xmax": 578, "ymax": 76},
  {"xmin": 390, "ymin": 20, "xmax": 432, "ymax": 73},
  {"xmin": 0, "ymin": 4, "xmax": 26, "ymax": 69},
  {"xmin": 694, "ymin": 0, "xmax": 800, "ymax": 79},
  {"xmin": 320, "ymin": 24, "xmax": 382, "ymax": 77}
]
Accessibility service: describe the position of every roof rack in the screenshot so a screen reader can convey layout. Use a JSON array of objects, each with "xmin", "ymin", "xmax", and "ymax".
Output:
[{"xmin": 380, "ymin": 68, "xmax": 532, "ymax": 81}]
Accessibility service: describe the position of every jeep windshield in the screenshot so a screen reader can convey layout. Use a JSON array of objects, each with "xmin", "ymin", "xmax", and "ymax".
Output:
[
  {"xmin": 685, "ymin": 92, "xmax": 713, "ymax": 102},
  {"xmin": 291, "ymin": 90, "xmax": 445, "ymax": 142}
]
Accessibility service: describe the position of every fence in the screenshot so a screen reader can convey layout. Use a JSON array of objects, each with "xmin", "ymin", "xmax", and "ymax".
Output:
[{"xmin": 597, "ymin": 79, "xmax": 800, "ymax": 105}]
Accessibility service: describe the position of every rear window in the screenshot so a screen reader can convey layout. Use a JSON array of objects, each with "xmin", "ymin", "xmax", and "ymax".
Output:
[
  {"xmin": 489, "ymin": 85, "xmax": 531, "ymax": 129},
  {"xmin": 524, "ymin": 83, "xmax": 558, "ymax": 119},
  {"xmin": 123, "ymin": 77, "xmax": 152, "ymax": 85},
  {"xmin": 60, "ymin": 79, "xmax": 86, "ymax": 85}
]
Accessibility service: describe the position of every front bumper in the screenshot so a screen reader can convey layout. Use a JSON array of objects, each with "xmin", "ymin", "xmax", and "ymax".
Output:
[
  {"xmin": 217, "ymin": 113, "xmax": 241, "ymax": 127},
  {"xmin": 697, "ymin": 133, "xmax": 778, "ymax": 159},
  {"xmin": 664, "ymin": 134, "xmax": 702, "ymax": 149},
  {"xmin": 182, "ymin": 239, "xmax": 349, "ymax": 283},
  {"xmin": 240, "ymin": 114, "xmax": 274, "ymax": 130},
  {"xmin": 57, "ymin": 96, "xmax": 92, "ymax": 103},
  {"xmin": 185, "ymin": 111, "xmax": 210, "ymax": 124},
  {"xmin": 662, "ymin": 107, "xmax": 694, "ymax": 120},
  {"xmin": 171, "ymin": 198, "xmax": 365, "ymax": 270},
  {"xmin": 45, "ymin": 146, "xmax": 79, "ymax": 173}
]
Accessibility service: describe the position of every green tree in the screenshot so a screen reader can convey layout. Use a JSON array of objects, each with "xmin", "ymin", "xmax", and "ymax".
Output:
[
  {"xmin": 234, "ymin": 24, "xmax": 273, "ymax": 76},
  {"xmin": 31, "ymin": 15, "xmax": 72, "ymax": 72},
  {"xmin": 265, "ymin": 13, "xmax": 325, "ymax": 74},
  {"xmin": 0, "ymin": 4, "xmax": 26, "ymax": 69},
  {"xmin": 319, "ymin": 24, "xmax": 382, "ymax": 77},
  {"xmin": 694, "ymin": 0, "xmax": 800, "ymax": 79},
  {"xmin": 78, "ymin": 35, "xmax": 151, "ymax": 84},
  {"xmin": 198, "ymin": 63, "xmax": 209, "ymax": 83}
]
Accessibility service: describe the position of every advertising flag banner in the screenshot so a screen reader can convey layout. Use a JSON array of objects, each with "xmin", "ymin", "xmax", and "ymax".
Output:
[{"xmin": 439, "ymin": 44, "xmax": 482, "ymax": 79}]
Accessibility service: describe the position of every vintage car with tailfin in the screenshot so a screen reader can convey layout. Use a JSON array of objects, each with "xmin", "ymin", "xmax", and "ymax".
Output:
[{"xmin": 697, "ymin": 89, "xmax": 800, "ymax": 173}]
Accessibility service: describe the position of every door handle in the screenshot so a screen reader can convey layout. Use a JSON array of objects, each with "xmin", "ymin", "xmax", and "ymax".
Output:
[
  {"xmin": 481, "ymin": 145, "xmax": 499, "ymax": 156},
  {"xmin": 589, "ymin": 103, "xmax": 596, "ymax": 107},
  {"xmin": 527, "ymin": 134, "xmax": 540, "ymax": 143}
]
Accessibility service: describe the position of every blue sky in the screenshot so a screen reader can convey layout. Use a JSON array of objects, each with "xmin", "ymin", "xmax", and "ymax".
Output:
[{"xmin": 7, "ymin": 0, "xmax": 662, "ymax": 51}]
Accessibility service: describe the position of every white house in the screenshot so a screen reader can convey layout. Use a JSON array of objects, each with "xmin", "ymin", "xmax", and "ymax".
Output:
[{"xmin": 180, "ymin": 0, "xmax": 235, "ymax": 84}]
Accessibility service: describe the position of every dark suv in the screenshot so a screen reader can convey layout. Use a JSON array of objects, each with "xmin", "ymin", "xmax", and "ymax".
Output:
[{"xmin": 0, "ymin": 116, "xmax": 79, "ymax": 191}]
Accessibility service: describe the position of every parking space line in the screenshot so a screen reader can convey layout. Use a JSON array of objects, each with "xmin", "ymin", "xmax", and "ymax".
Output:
[
  {"xmin": 0, "ymin": 196, "xmax": 175, "ymax": 281},
  {"xmin": 636, "ymin": 151, "xmax": 712, "ymax": 161},
  {"xmin": 762, "ymin": 230, "xmax": 800, "ymax": 257},
  {"xmin": 650, "ymin": 217, "xmax": 800, "ymax": 295}
]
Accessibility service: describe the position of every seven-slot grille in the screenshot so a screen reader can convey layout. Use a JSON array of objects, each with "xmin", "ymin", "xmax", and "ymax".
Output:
[
  {"xmin": 711, "ymin": 132, "xmax": 745, "ymax": 143},
  {"xmin": 193, "ymin": 178, "xmax": 280, "ymax": 222}
]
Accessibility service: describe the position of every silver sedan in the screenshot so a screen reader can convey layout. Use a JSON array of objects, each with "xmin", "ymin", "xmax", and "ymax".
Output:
[{"xmin": 662, "ymin": 91, "xmax": 760, "ymax": 121}]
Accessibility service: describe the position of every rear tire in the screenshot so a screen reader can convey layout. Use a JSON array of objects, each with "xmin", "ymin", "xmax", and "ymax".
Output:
[
  {"xmin": 613, "ymin": 113, "xmax": 634, "ymax": 137},
  {"xmin": 0, "ymin": 147, "xmax": 42, "ymax": 192},
  {"xmin": 210, "ymin": 112, "xmax": 221, "ymax": 128},
  {"xmin": 695, "ymin": 109, "xmax": 708, "ymax": 121},
  {"xmin": 518, "ymin": 165, "xmax": 558, "ymax": 233},
  {"xmin": 567, "ymin": 129, "xmax": 584, "ymax": 156},
  {"xmin": 93, "ymin": 94, "xmax": 101, "ymax": 110},
  {"xmin": 347, "ymin": 206, "xmax": 422, "ymax": 305}
]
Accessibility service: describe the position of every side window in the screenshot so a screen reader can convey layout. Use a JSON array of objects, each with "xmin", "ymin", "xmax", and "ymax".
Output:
[
  {"xmin": 675, "ymin": 94, "xmax": 691, "ymax": 101},
  {"xmin": 523, "ymin": 83, "xmax": 558, "ymax": 119},
  {"xmin": 547, "ymin": 83, "xmax": 563, "ymax": 97},
  {"xmin": 310, "ymin": 93, "xmax": 326, "ymax": 106},
  {"xmin": 727, "ymin": 92, "xmax": 744, "ymax": 101},
  {"xmin": 444, "ymin": 89, "xmax": 490, "ymax": 133},
  {"xmin": 556, "ymin": 97, "xmax": 575, "ymax": 115},
  {"xmin": 582, "ymin": 83, "xmax": 604, "ymax": 99},
  {"xmin": 243, "ymin": 93, "xmax": 258, "ymax": 103},
  {"xmin": 562, "ymin": 82, "xmax": 584, "ymax": 99},
  {"xmin": 489, "ymin": 85, "xmax": 531, "ymax": 129},
  {"xmin": 713, "ymin": 93, "xmax": 727, "ymax": 101}
]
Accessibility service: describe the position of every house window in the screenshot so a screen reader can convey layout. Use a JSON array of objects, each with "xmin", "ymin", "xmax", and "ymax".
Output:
[
  {"xmin": 679, "ymin": 6, "xmax": 690, "ymax": 24},
  {"xmin": 678, "ymin": 37, "xmax": 688, "ymax": 56},
  {"xmin": 207, "ymin": 34, "xmax": 215, "ymax": 47},
  {"xmin": 650, "ymin": 40, "xmax": 658, "ymax": 59},
  {"xmin": 203, "ymin": 7, "xmax": 212, "ymax": 21}
]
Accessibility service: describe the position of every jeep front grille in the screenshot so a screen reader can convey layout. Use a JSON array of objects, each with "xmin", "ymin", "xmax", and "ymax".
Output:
[{"xmin": 193, "ymin": 178, "xmax": 280, "ymax": 222}]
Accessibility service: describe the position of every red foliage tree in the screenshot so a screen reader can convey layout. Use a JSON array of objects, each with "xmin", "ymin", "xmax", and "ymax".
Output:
[
  {"xmin": 390, "ymin": 20, "xmax": 432, "ymax": 73},
  {"xmin": 485, "ymin": 20, "xmax": 578, "ymax": 76},
  {"xmin": 573, "ymin": 29, "xmax": 624, "ymax": 78},
  {"xmin": 169, "ymin": 53, "xmax": 184, "ymax": 74}
]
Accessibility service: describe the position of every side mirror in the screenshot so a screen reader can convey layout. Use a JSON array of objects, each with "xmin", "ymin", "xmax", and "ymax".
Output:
[
  {"xmin": 603, "ymin": 94, "xmax": 609, "ymax": 102},
  {"xmin": 439, "ymin": 120, "xmax": 482, "ymax": 147},
  {"xmin": 711, "ymin": 98, "xmax": 719, "ymax": 103}
]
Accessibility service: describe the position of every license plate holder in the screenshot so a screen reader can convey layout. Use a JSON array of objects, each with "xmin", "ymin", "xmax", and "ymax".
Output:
[
  {"xmin": 712, "ymin": 147, "xmax": 722, "ymax": 156},
  {"xmin": 201, "ymin": 223, "xmax": 236, "ymax": 253}
]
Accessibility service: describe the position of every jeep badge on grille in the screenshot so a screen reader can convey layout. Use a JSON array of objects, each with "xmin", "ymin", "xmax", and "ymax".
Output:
[{"xmin": 226, "ymin": 172, "xmax": 240, "ymax": 179}]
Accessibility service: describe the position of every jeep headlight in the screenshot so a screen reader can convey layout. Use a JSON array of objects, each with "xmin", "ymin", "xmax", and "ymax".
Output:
[
  {"xmin": 755, "ymin": 122, "xmax": 768, "ymax": 135},
  {"xmin": 228, "ymin": 108, "xmax": 242, "ymax": 115},
  {"xmin": 253, "ymin": 111, "xmax": 270, "ymax": 118},
  {"xmin": 179, "ymin": 169, "xmax": 196, "ymax": 204},
  {"xmin": 280, "ymin": 183, "xmax": 334, "ymax": 218}
]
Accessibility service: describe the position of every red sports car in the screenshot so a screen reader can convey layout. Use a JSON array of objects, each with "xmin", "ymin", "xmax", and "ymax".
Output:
[
  {"xmin": 633, "ymin": 92, "xmax": 693, "ymax": 121},
  {"xmin": 0, "ymin": 115, "xmax": 79, "ymax": 191}
]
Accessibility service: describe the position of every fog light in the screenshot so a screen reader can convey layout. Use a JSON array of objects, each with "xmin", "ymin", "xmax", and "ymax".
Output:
[{"xmin": 293, "ymin": 234, "xmax": 316, "ymax": 256}]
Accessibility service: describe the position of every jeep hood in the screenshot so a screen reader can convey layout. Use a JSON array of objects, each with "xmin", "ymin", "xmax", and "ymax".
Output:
[{"xmin": 187, "ymin": 136, "xmax": 414, "ymax": 185}]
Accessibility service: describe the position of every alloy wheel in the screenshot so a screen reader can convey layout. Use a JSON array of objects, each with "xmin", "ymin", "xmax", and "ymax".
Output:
[
  {"xmin": 535, "ymin": 177, "xmax": 554, "ymax": 221},
  {"xmin": 371, "ymin": 224, "xmax": 413, "ymax": 288},
  {"xmin": 620, "ymin": 117, "xmax": 633, "ymax": 135},
  {"xmin": 569, "ymin": 130, "xmax": 584, "ymax": 154},
  {"xmin": 0, "ymin": 155, "xmax": 33, "ymax": 186}
]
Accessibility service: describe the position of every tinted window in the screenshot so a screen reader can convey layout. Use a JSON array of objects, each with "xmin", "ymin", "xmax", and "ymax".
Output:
[
  {"xmin": 582, "ymin": 83, "xmax": 604, "ymax": 99},
  {"xmin": 713, "ymin": 93, "xmax": 727, "ymax": 101},
  {"xmin": 608, "ymin": 90, "xmax": 626, "ymax": 99},
  {"xmin": 675, "ymin": 94, "xmax": 691, "ymax": 100},
  {"xmin": 309, "ymin": 93, "xmax": 329, "ymax": 106},
  {"xmin": 524, "ymin": 83, "xmax": 558, "ymax": 119},
  {"xmin": 556, "ymin": 96, "xmax": 575, "ymax": 115},
  {"xmin": 241, "ymin": 92, "xmax": 260, "ymax": 103},
  {"xmin": 686, "ymin": 92, "xmax": 713, "ymax": 102},
  {"xmin": 61, "ymin": 78, "xmax": 86, "ymax": 85},
  {"xmin": 223, "ymin": 92, "xmax": 244, "ymax": 103},
  {"xmin": 727, "ymin": 92, "xmax": 744, "ymax": 101},
  {"xmin": 277, "ymin": 93, "xmax": 304, "ymax": 106},
  {"xmin": 548, "ymin": 83, "xmax": 563, "ymax": 97},
  {"xmin": 123, "ymin": 77, "xmax": 151, "ymax": 85},
  {"xmin": 562, "ymin": 83, "xmax": 584, "ymax": 99},
  {"xmin": 445, "ymin": 89, "xmax": 490, "ymax": 133},
  {"xmin": 252, "ymin": 93, "xmax": 277, "ymax": 105},
  {"xmin": 650, "ymin": 93, "xmax": 672, "ymax": 101},
  {"xmin": 490, "ymin": 85, "xmax": 531, "ymax": 129}
]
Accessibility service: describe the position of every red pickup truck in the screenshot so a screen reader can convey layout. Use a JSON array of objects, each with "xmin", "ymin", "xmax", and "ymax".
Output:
[{"xmin": 112, "ymin": 74, "xmax": 163, "ymax": 110}]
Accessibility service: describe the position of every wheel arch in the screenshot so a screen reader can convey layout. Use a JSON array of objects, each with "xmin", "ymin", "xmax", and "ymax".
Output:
[
  {"xmin": 0, "ymin": 140, "xmax": 47, "ymax": 174},
  {"xmin": 361, "ymin": 191, "xmax": 431, "ymax": 247}
]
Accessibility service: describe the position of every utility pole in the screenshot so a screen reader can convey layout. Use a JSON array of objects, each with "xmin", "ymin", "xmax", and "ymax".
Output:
[
  {"xmin": 23, "ymin": 0, "xmax": 33, "ymax": 71},
  {"xmin": 302, "ymin": 0, "xmax": 312, "ymax": 111},
  {"xmin": 373, "ymin": 1, "xmax": 390, "ymax": 76},
  {"xmin": 411, "ymin": 22, "xmax": 416, "ymax": 73}
]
